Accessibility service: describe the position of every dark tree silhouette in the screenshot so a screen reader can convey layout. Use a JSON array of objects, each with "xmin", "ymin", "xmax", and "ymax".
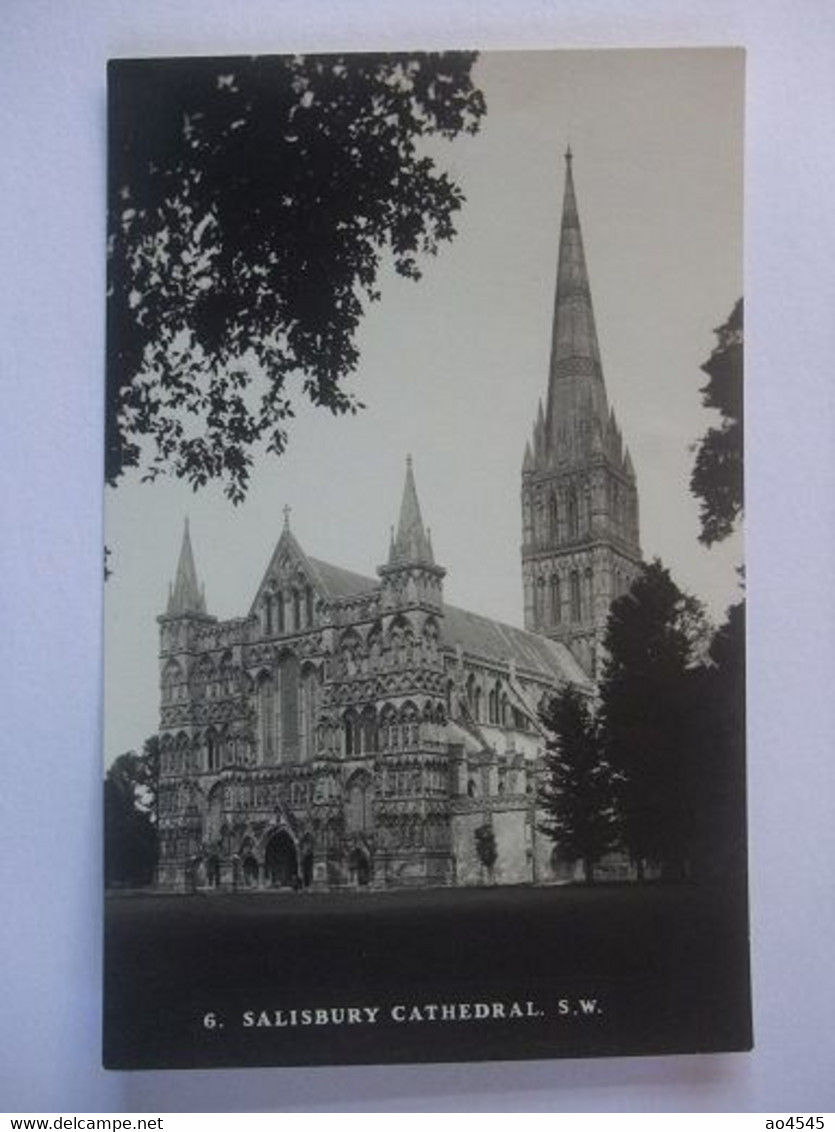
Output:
[
  {"xmin": 689, "ymin": 300, "xmax": 746, "ymax": 875},
  {"xmin": 691, "ymin": 299, "xmax": 744, "ymax": 545},
  {"xmin": 107, "ymin": 53, "xmax": 486, "ymax": 501},
  {"xmin": 537, "ymin": 685, "xmax": 616, "ymax": 883},
  {"xmin": 104, "ymin": 737, "xmax": 160, "ymax": 887},
  {"xmin": 599, "ymin": 560, "xmax": 708, "ymax": 880},
  {"xmin": 689, "ymin": 601, "xmax": 747, "ymax": 879}
]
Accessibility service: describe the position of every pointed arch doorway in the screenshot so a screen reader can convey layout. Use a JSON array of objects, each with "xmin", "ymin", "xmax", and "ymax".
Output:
[{"xmin": 264, "ymin": 830, "xmax": 298, "ymax": 888}]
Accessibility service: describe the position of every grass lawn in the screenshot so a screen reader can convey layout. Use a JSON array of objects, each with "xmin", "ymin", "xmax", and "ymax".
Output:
[{"xmin": 104, "ymin": 881, "xmax": 751, "ymax": 1069}]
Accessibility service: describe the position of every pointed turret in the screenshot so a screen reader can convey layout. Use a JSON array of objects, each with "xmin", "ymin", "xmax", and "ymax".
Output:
[
  {"xmin": 167, "ymin": 519, "xmax": 207, "ymax": 616},
  {"xmin": 389, "ymin": 455, "xmax": 435, "ymax": 566},
  {"xmin": 522, "ymin": 440, "xmax": 534, "ymax": 474},
  {"xmin": 378, "ymin": 456, "xmax": 445, "ymax": 610}
]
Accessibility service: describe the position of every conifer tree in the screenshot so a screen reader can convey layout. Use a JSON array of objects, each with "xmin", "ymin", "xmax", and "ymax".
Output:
[
  {"xmin": 599, "ymin": 560, "xmax": 708, "ymax": 880},
  {"xmin": 538, "ymin": 684, "xmax": 616, "ymax": 884}
]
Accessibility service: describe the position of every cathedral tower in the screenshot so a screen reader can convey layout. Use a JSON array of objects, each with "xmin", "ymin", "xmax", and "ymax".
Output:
[
  {"xmin": 522, "ymin": 150, "xmax": 642, "ymax": 677},
  {"xmin": 156, "ymin": 519, "xmax": 216, "ymax": 889}
]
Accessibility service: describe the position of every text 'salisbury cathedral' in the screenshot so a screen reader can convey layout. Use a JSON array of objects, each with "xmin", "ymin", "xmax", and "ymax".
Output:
[{"xmin": 155, "ymin": 153, "xmax": 643, "ymax": 891}]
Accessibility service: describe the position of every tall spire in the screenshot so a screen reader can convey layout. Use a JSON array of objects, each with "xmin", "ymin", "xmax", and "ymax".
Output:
[
  {"xmin": 544, "ymin": 149, "xmax": 608, "ymax": 451},
  {"xmin": 520, "ymin": 149, "xmax": 642, "ymax": 675},
  {"xmin": 389, "ymin": 455, "xmax": 435, "ymax": 566},
  {"xmin": 167, "ymin": 518, "xmax": 207, "ymax": 616}
]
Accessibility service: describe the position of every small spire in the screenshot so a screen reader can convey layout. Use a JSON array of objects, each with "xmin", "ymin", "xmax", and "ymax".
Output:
[
  {"xmin": 565, "ymin": 144, "xmax": 573, "ymax": 164},
  {"xmin": 167, "ymin": 518, "xmax": 207, "ymax": 616},
  {"xmin": 388, "ymin": 456, "xmax": 434, "ymax": 566},
  {"xmin": 283, "ymin": 504, "xmax": 291, "ymax": 531}
]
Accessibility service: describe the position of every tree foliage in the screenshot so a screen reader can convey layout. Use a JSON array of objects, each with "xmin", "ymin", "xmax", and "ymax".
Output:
[
  {"xmin": 104, "ymin": 737, "xmax": 160, "ymax": 887},
  {"xmin": 599, "ymin": 560, "xmax": 708, "ymax": 879},
  {"xmin": 537, "ymin": 684, "xmax": 616, "ymax": 883},
  {"xmin": 691, "ymin": 298, "xmax": 744, "ymax": 545},
  {"xmin": 107, "ymin": 53, "xmax": 486, "ymax": 501}
]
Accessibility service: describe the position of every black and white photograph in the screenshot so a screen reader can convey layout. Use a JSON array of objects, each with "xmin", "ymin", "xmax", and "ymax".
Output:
[{"xmin": 103, "ymin": 47, "xmax": 748, "ymax": 1071}]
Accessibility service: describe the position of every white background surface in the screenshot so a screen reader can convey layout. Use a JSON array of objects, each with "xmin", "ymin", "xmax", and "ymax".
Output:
[{"xmin": 2, "ymin": 0, "xmax": 834, "ymax": 1113}]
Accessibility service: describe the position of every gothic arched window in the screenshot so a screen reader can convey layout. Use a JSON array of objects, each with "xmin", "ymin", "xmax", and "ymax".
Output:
[
  {"xmin": 567, "ymin": 488, "xmax": 579, "ymax": 539},
  {"xmin": 346, "ymin": 772, "xmax": 372, "ymax": 833},
  {"xmin": 584, "ymin": 568, "xmax": 594, "ymax": 622},
  {"xmin": 161, "ymin": 659, "xmax": 182, "ymax": 705},
  {"xmin": 276, "ymin": 590, "xmax": 285, "ymax": 634},
  {"xmin": 465, "ymin": 674, "xmax": 476, "ymax": 715},
  {"xmin": 257, "ymin": 673, "xmax": 274, "ymax": 763},
  {"xmin": 549, "ymin": 493, "xmax": 558, "ymax": 541},
  {"xmin": 343, "ymin": 709, "xmax": 357, "ymax": 756},
  {"xmin": 278, "ymin": 652, "xmax": 300, "ymax": 761},
  {"xmin": 550, "ymin": 574, "xmax": 561, "ymax": 625},
  {"xmin": 570, "ymin": 571, "xmax": 582, "ymax": 622},
  {"xmin": 299, "ymin": 664, "xmax": 318, "ymax": 762},
  {"xmin": 380, "ymin": 705, "xmax": 396, "ymax": 751},
  {"xmin": 401, "ymin": 702, "xmax": 419, "ymax": 749},
  {"xmin": 305, "ymin": 586, "xmax": 314, "ymax": 628},
  {"xmin": 206, "ymin": 728, "xmax": 218, "ymax": 772},
  {"xmin": 534, "ymin": 576, "xmax": 545, "ymax": 623},
  {"xmin": 361, "ymin": 706, "xmax": 378, "ymax": 754}
]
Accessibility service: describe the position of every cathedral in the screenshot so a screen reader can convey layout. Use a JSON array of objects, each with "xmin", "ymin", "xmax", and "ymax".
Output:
[{"xmin": 154, "ymin": 152, "xmax": 643, "ymax": 891}]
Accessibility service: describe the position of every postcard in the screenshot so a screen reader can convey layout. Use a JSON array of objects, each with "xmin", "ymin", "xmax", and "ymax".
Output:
[{"xmin": 104, "ymin": 48, "xmax": 749, "ymax": 1068}]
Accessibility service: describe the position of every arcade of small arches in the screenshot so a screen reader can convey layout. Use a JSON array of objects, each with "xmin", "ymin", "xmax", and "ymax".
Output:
[
  {"xmin": 160, "ymin": 650, "xmax": 243, "ymax": 706},
  {"xmin": 259, "ymin": 576, "xmax": 318, "ymax": 637},
  {"xmin": 526, "ymin": 562, "xmax": 634, "ymax": 631},
  {"xmin": 172, "ymin": 828, "xmax": 319, "ymax": 892},
  {"xmin": 526, "ymin": 475, "xmax": 636, "ymax": 551},
  {"xmin": 158, "ymin": 697, "xmax": 453, "ymax": 777},
  {"xmin": 457, "ymin": 672, "xmax": 540, "ymax": 732},
  {"xmin": 331, "ymin": 614, "xmax": 442, "ymax": 680},
  {"xmin": 159, "ymin": 765, "xmax": 454, "ymax": 892},
  {"xmin": 341, "ymin": 700, "xmax": 447, "ymax": 757}
]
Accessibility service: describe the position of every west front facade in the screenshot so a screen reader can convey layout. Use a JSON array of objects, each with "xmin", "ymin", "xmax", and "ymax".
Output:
[{"xmin": 154, "ymin": 153, "xmax": 642, "ymax": 892}]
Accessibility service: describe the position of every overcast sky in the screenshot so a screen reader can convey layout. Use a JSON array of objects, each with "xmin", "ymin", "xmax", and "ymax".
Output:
[{"xmin": 105, "ymin": 48, "xmax": 744, "ymax": 763}]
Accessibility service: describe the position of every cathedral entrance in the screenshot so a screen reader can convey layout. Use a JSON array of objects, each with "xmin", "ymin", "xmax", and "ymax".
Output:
[
  {"xmin": 242, "ymin": 855, "xmax": 259, "ymax": 888},
  {"xmin": 264, "ymin": 831, "xmax": 298, "ymax": 888},
  {"xmin": 348, "ymin": 848, "xmax": 371, "ymax": 887}
]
